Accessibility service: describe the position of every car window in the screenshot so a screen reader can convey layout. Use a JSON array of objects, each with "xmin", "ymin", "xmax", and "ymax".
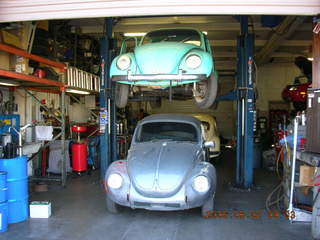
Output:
[
  {"xmin": 142, "ymin": 29, "xmax": 201, "ymax": 46},
  {"xmin": 201, "ymin": 121, "xmax": 210, "ymax": 131},
  {"xmin": 136, "ymin": 122, "xmax": 198, "ymax": 142}
]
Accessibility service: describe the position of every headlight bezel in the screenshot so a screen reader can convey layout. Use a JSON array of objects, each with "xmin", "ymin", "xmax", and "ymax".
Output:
[
  {"xmin": 107, "ymin": 173, "xmax": 123, "ymax": 189},
  {"xmin": 116, "ymin": 55, "xmax": 131, "ymax": 70},
  {"xmin": 192, "ymin": 175, "xmax": 210, "ymax": 193},
  {"xmin": 185, "ymin": 54, "xmax": 202, "ymax": 69}
]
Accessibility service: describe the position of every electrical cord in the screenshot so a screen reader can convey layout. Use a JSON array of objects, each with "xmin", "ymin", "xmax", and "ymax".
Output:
[{"xmin": 265, "ymin": 143, "xmax": 292, "ymax": 212}]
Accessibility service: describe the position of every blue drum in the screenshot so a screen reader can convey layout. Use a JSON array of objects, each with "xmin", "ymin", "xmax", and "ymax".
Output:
[
  {"xmin": 0, "ymin": 201, "xmax": 8, "ymax": 232},
  {"xmin": 0, "ymin": 156, "xmax": 28, "ymax": 224},
  {"xmin": 0, "ymin": 171, "xmax": 7, "ymax": 203}
]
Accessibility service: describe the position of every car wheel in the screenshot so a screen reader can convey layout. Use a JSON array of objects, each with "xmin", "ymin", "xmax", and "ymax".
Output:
[
  {"xmin": 194, "ymin": 74, "xmax": 218, "ymax": 109},
  {"xmin": 312, "ymin": 195, "xmax": 320, "ymax": 239},
  {"xmin": 201, "ymin": 192, "xmax": 215, "ymax": 217},
  {"xmin": 105, "ymin": 194, "xmax": 120, "ymax": 214},
  {"xmin": 293, "ymin": 101, "xmax": 306, "ymax": 111},
  {"xmin": 115, "ymin": 83, "xmax": 129, "ymax": 108}
]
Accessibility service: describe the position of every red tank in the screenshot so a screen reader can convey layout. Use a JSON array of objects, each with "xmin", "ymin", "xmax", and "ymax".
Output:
[{"xmin": 72, "ymin": 143, "xmax": 88, "ymax": 172}]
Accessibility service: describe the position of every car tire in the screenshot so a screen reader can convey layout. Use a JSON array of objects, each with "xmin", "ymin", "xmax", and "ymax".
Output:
[
  {"xmin": 115, "ymin": 83, "xmax": 129, "ymax": 108},
  {"xmin": 201, "ymin": 192, "xmax": 215, "ymax": 217},
  {"xmin": 194, "ymin": 74, "xmax": 218, "ymax": 109},
  {"xmin": 312, "ymin": 194, "xmax": 320, "ymax": 239},
  {"xmin": 293, "ymin": 101, "xmax": 306, "ymax": 111},
  {"xmin": 105, "ymin": 194, "xmax": 120, "ymax": 214}
]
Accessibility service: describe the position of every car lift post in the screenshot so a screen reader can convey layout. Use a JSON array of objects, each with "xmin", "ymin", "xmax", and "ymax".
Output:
[
  {"xmin": 236, "ymin": 16, "xmax": 255, "ymax": 188},
  {"xmin": 100, "ymin": 18, "xmax": 117, "ymax": 180}
]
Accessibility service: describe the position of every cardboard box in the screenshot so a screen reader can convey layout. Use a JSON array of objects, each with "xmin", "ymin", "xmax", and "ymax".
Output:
[
  {"xmin": 0, "ymin": 30, "xmax": 21, "ymax": 49},
  {"xmin": 14, "ymin": 56, "xmax": 30, "ymax": 74},
  {"xmin": 30, "ymin": 201, "xmax": 51, "ymax": 218},
  {"xmin": 299, "ymin": 165, "xmax": 316, "ymax": 186}
]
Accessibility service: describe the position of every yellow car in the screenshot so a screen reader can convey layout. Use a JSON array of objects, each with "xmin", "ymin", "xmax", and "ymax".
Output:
[{"xmin": 192, "ymin": 113, "xmax": 220, "ymax": 158}]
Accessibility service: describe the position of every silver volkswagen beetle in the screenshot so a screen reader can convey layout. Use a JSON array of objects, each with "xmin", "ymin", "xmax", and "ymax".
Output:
[{"xmin": 104, "ymin": 114, "xmax": 217, "ymax": 216}]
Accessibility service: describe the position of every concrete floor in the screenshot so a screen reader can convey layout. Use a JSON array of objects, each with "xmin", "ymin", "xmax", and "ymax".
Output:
[{"xmin": 1, "ymin": 150, "xmax": 311, "ymax": 240}]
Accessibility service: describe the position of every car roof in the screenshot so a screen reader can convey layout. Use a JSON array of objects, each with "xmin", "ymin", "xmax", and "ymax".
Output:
[
  {"xmin": 191, "ymin": 113, "xmax": 216, "ymax": 123},
  {"xmin": 140, "ymin": 114, "xmax": 202, "ymax": 127}
]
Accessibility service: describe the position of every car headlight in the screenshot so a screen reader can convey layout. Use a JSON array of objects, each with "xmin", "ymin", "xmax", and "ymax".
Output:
[
  {"xmin": 192, "ymin": 175, "xmax": 210, "ymax": 193},
  {"xmin": 117, "ymin": 55, "xmax": 131, "ymax": 70},
  {"xmin": 185, "ymin": 54, "xmax": 201, "ymax": 69},
  {"xmin": 107, "ymin": 173, "xmax": 123, "ymax": 189}
]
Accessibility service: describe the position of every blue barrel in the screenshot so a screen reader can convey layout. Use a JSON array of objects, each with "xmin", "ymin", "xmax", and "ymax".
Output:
[
  {"xmin": 0, "ymin": 201, "xmax": 8, "ymax": 232},
  {"xmin": 0, "ymin": 156, "xmax": 29, "ymax": 224},
  {"xmin": 0, "ymin": 171, "xmax": 7, "ymax": 203}
]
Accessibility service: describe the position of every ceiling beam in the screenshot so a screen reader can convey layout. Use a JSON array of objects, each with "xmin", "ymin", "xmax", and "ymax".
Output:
[
  {"xmin": 256, "ymin": 16, "xmax": 306, "ymax": 65},
  {"xmin": 80, "ymin": 23, "xmax": 312, "ymax": 35},
  {"xmin": 214, "ymin": 51, "xmax": 307, "ymax": 58},
  {"xmin": 211, "ymin": 39, "xmax": 311, "ymax": 47}
]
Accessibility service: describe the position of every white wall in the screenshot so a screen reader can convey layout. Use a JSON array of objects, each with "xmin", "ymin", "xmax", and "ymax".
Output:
[
  {"xmin": 149, "ymin": 76, "xmax": 236, "ymax": 139},
  {"xmin": 14, "ymin": 90, "xmax": 91, "ymax": 125},
  {"xmin": 256, "ymin": 62, "xmax": 301, "ymax": 113}
]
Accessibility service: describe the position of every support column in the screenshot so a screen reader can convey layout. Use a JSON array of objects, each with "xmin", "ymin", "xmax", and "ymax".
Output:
[
  {"xmin": 236, "ymin": 16, "xmax": 255, "ymax": 188},
  {"xmin": 99, "ymin": 18, "xmax": 113, "ymax": 180}
]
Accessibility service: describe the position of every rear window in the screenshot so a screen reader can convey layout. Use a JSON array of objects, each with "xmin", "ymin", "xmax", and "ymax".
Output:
[
  {"xmin": 136, "ymin": 122, "xmax": 198, "ymax": 142},
  {"xmin": 142, "ymin": 29, "xmax": 201, "ymax": 46}
]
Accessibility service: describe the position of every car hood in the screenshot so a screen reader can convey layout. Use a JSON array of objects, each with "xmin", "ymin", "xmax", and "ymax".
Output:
[
  {"xmin": 134, "ymin": 42, "xmax": 200, "ymax": 74},
  {"xmin": 127, "ymin": 141, "xmax": 201, "ymax": 197}
]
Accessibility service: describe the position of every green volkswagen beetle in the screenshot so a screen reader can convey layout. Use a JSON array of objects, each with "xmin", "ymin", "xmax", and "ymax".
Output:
[{"xmin": 110, "ymin": 28, "xmax": 218, "ymax": 109}]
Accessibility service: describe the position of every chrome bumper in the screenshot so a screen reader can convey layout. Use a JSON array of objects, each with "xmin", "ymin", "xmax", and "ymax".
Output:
[
  {"xmin": 112, "ymin": 71, "xmax": 206, "ymax": 82},
  {"xmin": 109, "ymin": 184, "xmax": 209, "ymax": 211}
]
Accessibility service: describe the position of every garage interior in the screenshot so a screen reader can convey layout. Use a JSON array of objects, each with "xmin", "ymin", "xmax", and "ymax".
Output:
[{"xmin": 0, "ymin": 1, "xmax": 319, "ymax": 240}]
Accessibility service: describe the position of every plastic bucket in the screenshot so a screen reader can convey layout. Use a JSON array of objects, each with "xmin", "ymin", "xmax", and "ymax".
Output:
[
  {"xmin": 0, "ymin": 201, "xmax": 8, "ymax": 232},
  {"xmin": 0, "ymin": 156, "xmax": 29, "ymax": 224},
  {"xmin": 0, "ymin": 171, "xmax": 7, "ymax": 203}
]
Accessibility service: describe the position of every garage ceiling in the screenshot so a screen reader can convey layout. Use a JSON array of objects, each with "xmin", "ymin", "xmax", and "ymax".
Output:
[
  {"xmin": 0, "ymin": 0, "xmax": 319, "ymax": 22},
  {"xmin": 68, "ymin": 15, "xmax": 314, "ymax": 72}
]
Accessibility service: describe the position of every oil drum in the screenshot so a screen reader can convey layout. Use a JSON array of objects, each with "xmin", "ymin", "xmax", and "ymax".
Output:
[{"xmin": 72, "ymin": 143, "xmax": 88, "ymax": 172}]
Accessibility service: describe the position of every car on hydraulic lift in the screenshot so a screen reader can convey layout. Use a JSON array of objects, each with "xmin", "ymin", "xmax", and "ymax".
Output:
[
  {"xmin": 104, "ymin": 114, "xmax": 217, "ymax": 216},
  {"xmin": 282, "ymin": 82, "xmax": 310, "ymax": 111},
  {"xmin": 110, "ymin": 28, "xmax": 218, "ymax": 109}
]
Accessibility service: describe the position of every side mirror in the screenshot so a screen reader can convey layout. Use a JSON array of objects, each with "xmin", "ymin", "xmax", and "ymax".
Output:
[{"xmin": 204, "ymin": 141, "xmax": 215, "ymax": 148}]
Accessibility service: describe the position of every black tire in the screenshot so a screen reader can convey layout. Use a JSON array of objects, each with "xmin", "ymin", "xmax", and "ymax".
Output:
[
  {"xmin": 150, "ymin": 97, "xmax": 162, "ymax": 108},
  {"xmin": 201, "ymin": 193, "xmax": 215, "ymax": 217},
  {"xmin": 293, "ymin": 101, "xmax": 306, "ymax": 111},
  {"xmin": 194, "ymin": 74, "xmax": 218, "ymax": 109},
  {"xmin": 105, "ymin": 194, "xmax": 120, "ymax": 214},
  {"xmin": 115, "ymin": 83, "xmax": 129, "ymax": 108},
  {"xmin": 312, "ymin": 195, "xmax": 320, "ymax": 239}
]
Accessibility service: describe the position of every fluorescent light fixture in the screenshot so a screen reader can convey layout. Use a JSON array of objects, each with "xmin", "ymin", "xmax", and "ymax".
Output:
[
  {"xmin": 307, "ymin": 57, "xmax": 314, "ymax": 61},
  {"xmin": 124, "ymin": 32, "xmax": 146, "ymax": 37},
  {"xmin": 124, "ymin": 32, "xmax": 208, "ymax": 37},
  {"xmin": 66, "ymin": 89, "xmax": 90, "ymax": 95},
  {"xmin": 0, "ymin": 80, "xmax": 20, "ymax": 86}
]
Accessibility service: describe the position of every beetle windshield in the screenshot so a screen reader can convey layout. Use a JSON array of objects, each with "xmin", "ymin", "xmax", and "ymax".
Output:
[
  {"xmin": 142, "ymin": 29, "xmax": 201, "ymax": 46},
  {"xmin": 136, "ymin": 122, "xmax": 198, "ymax": 142}
]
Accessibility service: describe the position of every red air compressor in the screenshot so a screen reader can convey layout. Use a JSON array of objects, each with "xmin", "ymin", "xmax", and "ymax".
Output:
[{"xmin": 71, "ymin": 125, "xmax": 88, "ymax": 174}]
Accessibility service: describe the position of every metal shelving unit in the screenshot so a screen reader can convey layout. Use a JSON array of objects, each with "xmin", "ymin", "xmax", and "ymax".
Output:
[{"xmin": 0, "ymin": 43, "xmax": 67, "ymax": 186}]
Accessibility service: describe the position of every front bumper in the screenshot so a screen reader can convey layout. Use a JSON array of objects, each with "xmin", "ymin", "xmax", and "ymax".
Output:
[
  {"xmin": 108, "ymin": 184, "xmax": 211, "ymax": 211},
  {"xmin": 112, "ymin": 70, "xmax": 206, "ymax": 84},
  {"xmin": 209, "ymin": 151, "xmax": 220, "ymax": 158}
]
